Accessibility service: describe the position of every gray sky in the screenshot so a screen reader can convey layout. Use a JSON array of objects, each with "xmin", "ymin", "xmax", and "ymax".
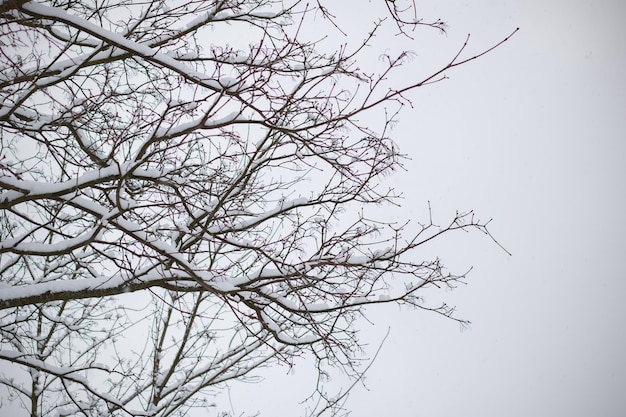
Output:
[
  {"xmin": 350, "ymin": 1, "xmax": 626, "ymax": 416},
  {"xmin": 231, "ymin": 1, "xmax": 626, "ymax": 416}
]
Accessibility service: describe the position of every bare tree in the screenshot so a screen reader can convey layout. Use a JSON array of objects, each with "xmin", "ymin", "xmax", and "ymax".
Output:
[{"xmin": 0, "ymin": 1, "xmax": 516, "ymax": 416}]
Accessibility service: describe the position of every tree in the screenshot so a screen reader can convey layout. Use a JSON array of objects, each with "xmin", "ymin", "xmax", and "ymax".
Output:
[{"xmin": 0, "ymin": 1, "xmax": 516, "ymax": 416}]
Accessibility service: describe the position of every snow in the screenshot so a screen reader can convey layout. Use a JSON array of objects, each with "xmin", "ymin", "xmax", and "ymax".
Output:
[
  {"xmin": 179, "ymin": 11, "xmax": 211, "ymax": 32},
  {"xmin": 0, "ymin": 275, "xmax": 124, "ymax": 304},
  {"xmin": 259, "ymin": 310, "xmax": 318, "ymax": 345},
  {"xmin": 351, "ymin": 296, "xmax": 368, "ymax": 304},
  {"xmin": 202, "ymin": 196, "xmax": 310, "ymax": 234},
  {"xmin": 0, "ymin": 350, "xmax": 133, "ymax": 413},
  {"xmin": 218, "ymin": 76, "xmax": 238, "ymax": 89},
  {"xmin": 0, "ymin": 228, "xmax": 103, "ymax": 255},
  {"xmin": 20, "ymin": 3, "xmax": 225, "ymax": 93},
  {"xmin": 206, "ymin": 111, "xmax": 241, "ymax": 127},
  {"xmin": 301, "ymin": 301, "xmax": 330, "ymax": 312},
  {"xmin": 0, "ymin": 163, "xmax": 169, "ymax": 210},
  {"xmin": 154, "ymin": 111, "xmax": 241, "ymax": 137},
  {"xmin": 0, "ymin": 99, "xmax": 46, "ymax": 124},
  {"xmin": 251, "ymin": 11, "xmax": 280, "ymax": 18}
]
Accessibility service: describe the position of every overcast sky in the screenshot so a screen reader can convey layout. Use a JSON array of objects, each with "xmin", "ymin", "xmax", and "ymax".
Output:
[{"xmin": 229, "ymin": 1, "xmax": 626, "ymax": 416}]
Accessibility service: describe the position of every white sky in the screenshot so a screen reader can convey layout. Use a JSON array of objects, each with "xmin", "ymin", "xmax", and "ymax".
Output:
[{"xmin": 229, "ymin": 1, "xmax": 626, "ymax": 416}]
